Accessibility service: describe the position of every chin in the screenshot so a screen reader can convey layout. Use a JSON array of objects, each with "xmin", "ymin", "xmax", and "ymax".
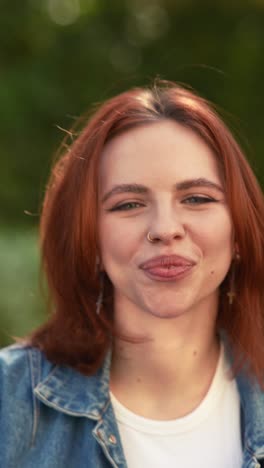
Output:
[{"xmin": 145, "ymin": 306, "xmax": 188, "ymax": 319}]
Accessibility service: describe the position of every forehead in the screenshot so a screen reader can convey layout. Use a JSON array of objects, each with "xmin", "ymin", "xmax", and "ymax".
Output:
[{"xmin": 99, "ymin": 120, "xmax": 221, "ymax": 188}]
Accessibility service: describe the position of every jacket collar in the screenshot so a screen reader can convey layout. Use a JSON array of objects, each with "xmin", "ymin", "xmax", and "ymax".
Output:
[
  {"xmin": 34, "ymin": 349, "xmax": 112, "ymax": 420},
  {"xmin": 34, "ymin": 345, "xmax": 264, "ymax": 458}
]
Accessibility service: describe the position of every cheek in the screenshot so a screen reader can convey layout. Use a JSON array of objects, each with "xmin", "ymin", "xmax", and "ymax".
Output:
[
  {"xmin": 193, "ymin": 214, "xmax": 233, "ymax": 264},
  {"xmin": 205, "ymin": 231, "xmax": 233, "ymax": 277},
  {"xmin": 99, "ymin": 220, "xmax": 140, "ymax": 271}
]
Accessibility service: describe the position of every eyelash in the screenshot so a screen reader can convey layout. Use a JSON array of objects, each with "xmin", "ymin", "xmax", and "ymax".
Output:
[
  {"xmin": 109, "ymin": 202, "xmax": 143, "ymax": 211},
  {"xmin": 182, "ymin": 195, "xmax": 217, "ymax": 205},
  {"xmin": 109, "ymin": 196, "xmax": 218, "ymax": 211}
]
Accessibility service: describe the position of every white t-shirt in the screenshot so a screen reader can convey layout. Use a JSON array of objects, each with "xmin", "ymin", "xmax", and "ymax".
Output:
[{"xmin": 110, "ymin": 346, "xmax": 243, "ymax": 468}]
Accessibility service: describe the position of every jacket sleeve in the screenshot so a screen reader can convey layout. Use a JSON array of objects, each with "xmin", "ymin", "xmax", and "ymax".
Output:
[{"xmin": 0, "ymin": 344, "xmax": 36, "ymax": 467}]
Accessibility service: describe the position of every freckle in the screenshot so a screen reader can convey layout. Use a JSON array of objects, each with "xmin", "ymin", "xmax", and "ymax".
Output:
[
  {"xmin": 193, "ymin": 350, "xmax": 197, "ymax": 356},
  {"xmin": 210, "ymin": 270, "xmax": 215, "ymax": 275}
]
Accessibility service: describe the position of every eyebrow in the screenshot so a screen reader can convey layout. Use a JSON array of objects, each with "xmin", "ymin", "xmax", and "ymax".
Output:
[
  {"xmin": 101, "ymin": 178, "xmax": 224, "ymax": 203},
  {"xmin": 176, "ymin": 178, "xmax": 224, "ymax": 193},
  {"xmin": 101, "ymin": 183, "xmax": 148, "ymax": 202}
]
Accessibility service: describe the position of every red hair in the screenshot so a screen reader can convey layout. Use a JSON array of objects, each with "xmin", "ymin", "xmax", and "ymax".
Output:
[{"xmin": 30, "ymin": 82, "xmax": 264, "ymax": 381}]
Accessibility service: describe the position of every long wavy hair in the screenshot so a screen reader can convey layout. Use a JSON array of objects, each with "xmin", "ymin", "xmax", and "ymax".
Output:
[{"xmin": 30, "ymin": 82, "xmax": 264, "ymax": 382}]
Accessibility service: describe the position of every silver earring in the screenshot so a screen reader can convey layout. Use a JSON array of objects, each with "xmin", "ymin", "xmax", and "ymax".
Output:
[
  {"xmin": 95, "ymin": 255, "xmax": 104, "ymax": 315},
  {"xmin": 96, "ymin": 273, "xmax": 104, "ymax": 315},
  {"xmin": 147, "ymin": 232, "xmax": 156, "ymax": 243}
]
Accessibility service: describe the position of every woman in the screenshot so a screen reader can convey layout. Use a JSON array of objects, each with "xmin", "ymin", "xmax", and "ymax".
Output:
[{"xmin": 1, "ymin": 82, "xmax": 264, "ymax": 468}]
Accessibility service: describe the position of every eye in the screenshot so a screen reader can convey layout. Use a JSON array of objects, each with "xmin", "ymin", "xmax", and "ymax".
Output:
[
  {"xmin": 109, "ymin": 201, "xmax": 144, "ymax": 211},
  {"xmin": 182, "ymin": 195, "xmax": 217, "ymax": 205}
]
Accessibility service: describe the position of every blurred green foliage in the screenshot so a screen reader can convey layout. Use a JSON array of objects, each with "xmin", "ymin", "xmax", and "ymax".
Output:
[
  {"xmin": 1, "ymin": 0, "xmax": 264, "ymax": 345},
  {"xmin": 0, "ymin": 228, "xmax": 46, "ymax": 347}
]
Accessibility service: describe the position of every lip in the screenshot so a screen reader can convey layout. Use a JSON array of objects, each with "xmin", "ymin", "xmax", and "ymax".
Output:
[
  {"xmin": 140, "ymin": 254, "xmax": 196, "ymax": 269},
  {"xmin": 139, "ymin": 255, "xmax": 196, "ymax": 282}
]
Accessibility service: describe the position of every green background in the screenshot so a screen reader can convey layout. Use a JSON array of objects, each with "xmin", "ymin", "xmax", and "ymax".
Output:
[{"xmin": 1, "ymin": 0, "xmax": 264, "ymax": 347}]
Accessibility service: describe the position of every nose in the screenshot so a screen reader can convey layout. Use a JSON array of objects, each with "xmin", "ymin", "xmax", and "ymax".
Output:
[{"xmin": 147, "ymin": 207, "xmax": 186, "ymax": 244}]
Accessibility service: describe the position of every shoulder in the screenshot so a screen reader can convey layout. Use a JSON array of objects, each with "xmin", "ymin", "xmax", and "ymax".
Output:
[
  {"xmin": 0, "ymin": 345, "xmax": 112, "ymax": 467},
  {"xmin": 0, "ymin": 343, "xmax": 58, "ymax": 412},
  {"xmin": 0, "ymin": 343, "xmax": 31, "ymax": 375},
  {"xmin": 0, "ymin": 344, "xmax": 55, "ymax": 464},
  {"xmin": 0, "ymin": 343, "xmax": 50, "ymax": 389},
  {"xmin": 0, "ymin": 343, "xmax": 31, "ymax": 392},
  {"xmin": 0, "ymin": 342, "xmax": 47, "ymax": 414},
  {"xmin": 0, "ymin": 344, "xmax": 33, "ymax": 423}
]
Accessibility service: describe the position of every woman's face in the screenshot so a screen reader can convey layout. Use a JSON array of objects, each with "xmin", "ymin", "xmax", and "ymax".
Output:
[{"xmin": 98, "ymin": 120, "xmax": 233, "ymax": 324}]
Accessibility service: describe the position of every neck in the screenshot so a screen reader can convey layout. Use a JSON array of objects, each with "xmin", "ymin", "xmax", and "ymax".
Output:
[{"xmin": 110, "ymin": 299, "xmax": 220, "ymax": 419}]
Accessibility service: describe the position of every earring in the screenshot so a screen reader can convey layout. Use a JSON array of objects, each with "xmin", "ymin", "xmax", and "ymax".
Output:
[
  {"xmin": 95, "ymin": 255, "xmax": 104, "ymax": 315},
  {"xmin": 96, "ymin": 272, "xmax": 104, "ymax": 315},
  {"xmin": 227, "ymin": 251, "xmax": 240, "ymax": 305}
]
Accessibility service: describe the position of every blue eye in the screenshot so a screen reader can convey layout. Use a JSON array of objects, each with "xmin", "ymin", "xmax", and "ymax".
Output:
[
  {"xmin": 110, "ymin": 202, "xmax": 143, "ymax": 211},
  {"xmin": 183, "ymin": 195, "xmax": 217, "ymax": 204}
]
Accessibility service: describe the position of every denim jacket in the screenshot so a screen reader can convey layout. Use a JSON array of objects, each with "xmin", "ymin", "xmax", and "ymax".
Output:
[{"xmin": 0, "ymin": 344, "xmax": 264, "ymax": 468}]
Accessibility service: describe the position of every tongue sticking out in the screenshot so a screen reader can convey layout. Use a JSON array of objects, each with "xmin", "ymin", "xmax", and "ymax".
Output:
[{"xmin": 146, "ymin": 264, "xmax": 193, "ymax": 279}]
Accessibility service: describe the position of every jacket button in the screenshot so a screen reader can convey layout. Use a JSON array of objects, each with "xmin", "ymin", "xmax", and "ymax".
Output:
[{"xmin": 109, "ymin": 434, "xmax": 117, "ymax": 444}]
